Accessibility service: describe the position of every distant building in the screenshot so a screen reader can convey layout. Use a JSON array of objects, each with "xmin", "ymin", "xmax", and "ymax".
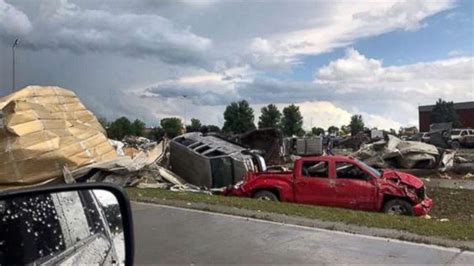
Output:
[{"xmin": 418, "ymin": 101, "xmax": 474, "ymax": 132}]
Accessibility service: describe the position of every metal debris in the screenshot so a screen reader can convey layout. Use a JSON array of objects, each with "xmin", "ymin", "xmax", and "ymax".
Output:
[{"xmin": 352, "ymin": 134, "xmax": 446, "ymax": 170}]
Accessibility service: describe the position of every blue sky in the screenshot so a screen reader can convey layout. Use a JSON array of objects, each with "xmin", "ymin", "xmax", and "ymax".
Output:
[
  {"xmin": 276, "ymin": 0, "xmax": 473, "ymax": 82},
  {"xmin": 1, "ymin": 0, "xmax": 473, "ymax": 129}
]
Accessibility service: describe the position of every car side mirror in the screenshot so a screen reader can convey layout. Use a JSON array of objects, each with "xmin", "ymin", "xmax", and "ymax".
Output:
[{"xmin": 0, "ymin": 183, "xmax": 134, "ymax": 265}]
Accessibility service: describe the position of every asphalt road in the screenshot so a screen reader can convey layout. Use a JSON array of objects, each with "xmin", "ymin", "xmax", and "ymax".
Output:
[{"xmin": 132, "ymin": 202, "xmax": 474, "ymax": 264}]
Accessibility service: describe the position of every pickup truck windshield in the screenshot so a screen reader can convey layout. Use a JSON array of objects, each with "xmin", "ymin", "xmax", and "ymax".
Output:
[{"xmin": 357, "ymin": 160, "xmax": 382, "ymax": 178}]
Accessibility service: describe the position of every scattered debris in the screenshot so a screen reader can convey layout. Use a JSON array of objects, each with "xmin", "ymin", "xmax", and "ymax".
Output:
[
  {"xmin": 452, "ymin": 163, "xmax": 474, "ymax": 175},
  {"xmin": 0, "ymin": 86, "xmax": 117, "ymax": 191},
  {"xmin": 336, "ymin": 132, "xmax": 370, "ymax": 151},
  {"xmin": 109, "ymin": 139, "xmax": 126, "ymax": 156},
  {"xmin": 285, "ymin": 137, "xmax": 323, "ymax": 156},
  {"xmin": 439, "ymin": 173, "xmax": 452, "ymax": 180},
  {"xmin": 463, "ymin": 173, "xmax": 474, "ymax": 179},
  {"xmin": 136, "ymin": 182, "xmax": 169, "ymax": 189},
  {"xmin": 352, "ymin": 134, "xmax": 442, "ymax": 169},
  {"xmin": 0, "ymin": 86, "xmax": 209, "ymax": 194},
  {"xmin": 455, "ymin": 156, "xmax": 469, "ymax": 164},
  {"xmin": 399, "ymin": 126, "xmax": 419, "ymax": 139},
  {"xmin": 419, "ymin": 123, "xmax": 450, "ymax": 148},
  {"xmin": 370, "ymin": 129, "xmax": 384, "ymax": 140},
  {"xmin": 229, "ymin": 128, "xmax": 324, "ymax": 164},
  {"xmin": 231, "ymin": 128, "xmax": 284, "ymax": 165},
  {"xmin": 439, "ymin": 150, "xmax": 455, "ymax": 172},
  {"xmin": 72, "ymin": 138, "xmax": 208, "ymax": 193}
]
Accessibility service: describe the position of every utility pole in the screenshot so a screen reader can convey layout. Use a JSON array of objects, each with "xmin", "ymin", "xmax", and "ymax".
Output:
[{"xmin": 12, "ymin": 38, "xmax": 19, "ymax": 92}]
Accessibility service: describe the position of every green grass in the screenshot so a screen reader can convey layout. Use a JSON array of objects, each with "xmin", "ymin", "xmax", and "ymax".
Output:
[
  {"xmin": 127, "ymin": 187, "xmax": 474, "ymax": 241},
  {"xmin": 428, "ymin": 187, "xmax": 474, "ymax": 222}
]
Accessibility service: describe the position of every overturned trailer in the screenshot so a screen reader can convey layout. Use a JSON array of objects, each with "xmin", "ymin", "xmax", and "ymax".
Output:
[{"xmin": 170, "ymin": 133, "xmax": 266, "ymax": 188}]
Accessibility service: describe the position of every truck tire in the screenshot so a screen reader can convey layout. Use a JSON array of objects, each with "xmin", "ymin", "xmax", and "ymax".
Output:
[
  {"xmin": 451, "ymin": 140, "xmax": 461, "ymax": 149},
  {"xmin": 253, "ymin": 190, "xmax": 279, "ymax": 201},
  {"xmin": 383, "ymin": 199, "xmax": 413, "ymax": 216}
]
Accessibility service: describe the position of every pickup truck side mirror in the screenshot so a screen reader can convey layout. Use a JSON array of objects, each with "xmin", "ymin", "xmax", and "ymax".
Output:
[{"xmin": 0, "ymin": 183, "xmax": 134, "ymax": 265}]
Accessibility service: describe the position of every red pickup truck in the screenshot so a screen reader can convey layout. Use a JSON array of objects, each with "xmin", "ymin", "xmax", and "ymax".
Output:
[{"xmin": 227, "ymin": 156, "xmax": 432, "ymax": 216}]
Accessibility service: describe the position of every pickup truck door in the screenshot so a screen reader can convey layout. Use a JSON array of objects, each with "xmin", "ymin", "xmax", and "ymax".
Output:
[
  {"xmin": 293, "ymin": 159, "xmax": 337, "ymax": 206},
  {"xmin": 332, "ymin": 161, "xmax": 378, "ymax": 211}
]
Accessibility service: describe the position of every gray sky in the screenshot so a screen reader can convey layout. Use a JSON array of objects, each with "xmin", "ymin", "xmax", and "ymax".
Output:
[{"xmin": 1, "ymin": 0, "xmax": 472, "ymax": 129}]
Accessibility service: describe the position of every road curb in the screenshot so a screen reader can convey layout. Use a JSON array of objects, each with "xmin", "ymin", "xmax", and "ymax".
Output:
[{"xmin": 131, "ymin": 197, "xmax": 474, "ymax": 251}]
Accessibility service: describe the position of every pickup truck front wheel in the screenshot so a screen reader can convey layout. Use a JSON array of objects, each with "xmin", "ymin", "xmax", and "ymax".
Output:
[
  {"xmin": 383, "ymin": 199, "xmax": 413, "ymax": 216},
  {"xmin": 253, "ymin": 190, "xmax": 278, "ymax": 201}
]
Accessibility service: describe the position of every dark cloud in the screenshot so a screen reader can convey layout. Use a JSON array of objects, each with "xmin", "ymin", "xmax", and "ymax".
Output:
[
  {"xmin": 1, "ymin": 0, "xmax": 213, "ymax": 67},
  {"xmin": 0, "ymin": 0, "xmax": 464, "ymax": 128}
]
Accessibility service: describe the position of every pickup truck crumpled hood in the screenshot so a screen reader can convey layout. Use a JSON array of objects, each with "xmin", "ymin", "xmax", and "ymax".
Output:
[{"xmin": 382, "ymin": 169, "xmax": 424, "ymax": 189}]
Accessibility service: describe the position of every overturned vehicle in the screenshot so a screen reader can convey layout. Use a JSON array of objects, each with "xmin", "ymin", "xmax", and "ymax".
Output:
[
  {"xmin": 351, "ymin": 135, "xmax": 454, "ymax": 171},
  {"xmin": 170, "ymin": 133, "xmax": 266, "ymax": 188}
]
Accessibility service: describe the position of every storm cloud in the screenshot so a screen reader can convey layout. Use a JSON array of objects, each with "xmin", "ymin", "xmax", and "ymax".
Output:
[{"xmin": 0, "ymin": 0, "xmax": 470, "ymax": 130}]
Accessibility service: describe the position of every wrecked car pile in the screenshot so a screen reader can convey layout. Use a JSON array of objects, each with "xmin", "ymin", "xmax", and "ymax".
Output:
[
  {"xmin": 352, "ymin": 134, "xmax": 454, "ymax": 171},
  {"xmin": 0, "ymin": 86, "xmax": 206, "ymax": 193},
  {"xmin": 350, "ymin": 132, "xmax": 474, "ymax": 178}
]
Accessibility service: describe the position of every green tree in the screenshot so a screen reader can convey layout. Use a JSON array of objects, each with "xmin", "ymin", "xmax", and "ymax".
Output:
[
  {"xmin": 160, "ymin": 117, "xmax": 184, "ymax": 138},
  {"xmin": 281, "ymin": 104, "xmax": 304, "ymax": 136},
  {"xmin": 200, "ymin": 124, "xmax": 221, "ymax": 134},
  {"xmin": 349, "ymin": 114, "xmax": 365, "ymax": 136},
  {"xmin": 430, "ymin": 98, "xmax": 461, "ymax": 127},
  {"xmin": 258, "ymin": 104, "xmax": 282, "ymax": 129},
  {"xmin": 311, "ymin": 127, "xmax": 325, "ymax": 136},
  {"xmin": 107, "ymin": 117, "xmax": 133, "ymax": 140},
  {"xmin": 223, "ymin": 100, "xmax": 256, "ymax": 133},
  {"xmin": 187, "ymin": 118, "xmax": 202, "ymax": 132},
  {"xmin": 148, "ymin": 127, "xmax": 165, "ymax": 141},
  {"xmin": 327, "ymin": 126, "xmax": 339, "ymax": 135},
  {"xmin": 131, "ymin": 119, "xmax": 146, "ymax": 136}
]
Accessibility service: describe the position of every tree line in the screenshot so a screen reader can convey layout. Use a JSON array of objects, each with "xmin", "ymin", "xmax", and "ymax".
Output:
[
  {"xmin": 101, "ymin": 100, "xmax": 366, "ymax": 140},
  {"xmin": 102, "ymin": 98, "xmax": 460, "ymax": 140},
  {"xmin": 100, "ymin": 116, "xmax": 221, "ymax": 141}
]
